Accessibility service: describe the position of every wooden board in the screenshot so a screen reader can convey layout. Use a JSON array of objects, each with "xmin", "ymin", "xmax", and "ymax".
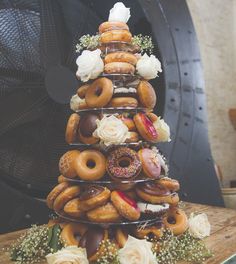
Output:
[{"xmin": 0, "ymin": 202, "xmax": 236, "ymax": 264}]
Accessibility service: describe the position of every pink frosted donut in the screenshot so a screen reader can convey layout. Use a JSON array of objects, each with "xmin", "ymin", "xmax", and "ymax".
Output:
[{"xmin": 138, "ymin": 148, "xmax": 161, "ymax": 179}]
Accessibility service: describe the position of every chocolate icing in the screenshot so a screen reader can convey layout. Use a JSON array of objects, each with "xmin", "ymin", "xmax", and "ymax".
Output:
[
  {"xmin": 139, "ymin": 182, "xmax": 170, "ymax": 196},
  {"xmin": 79, "ymin": 114, "xmax": 99, "ymax": 137},
  {"xmin": 79, "ymin": 227, "xmax": 104, "ymax": 258},
  {"xmin": 80, "ymin": 185, "xmax": 104, "ymax": 201}
]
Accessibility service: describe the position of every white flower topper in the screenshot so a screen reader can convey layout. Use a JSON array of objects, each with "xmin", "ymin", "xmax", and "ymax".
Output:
[
  {"xmin": 108, "ymin": 2, "xmax": 131, "ymax": 23},
  {"xmin": 188, "ymin": 213, "xmax": 211, "ymax": 239}
]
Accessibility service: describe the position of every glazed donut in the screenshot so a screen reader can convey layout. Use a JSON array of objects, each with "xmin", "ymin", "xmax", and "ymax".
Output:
[
  {"xmin": 46, "ymin": 182, "xmax": 70, "ymax": 209},
  {"xmin": 111, "ymin": 191, "xmax": 140, "ymax": 221},
  {"xmin": 118, "ymin": 116, "xmax": 136, "ymax": 131},
  {"xmin": 74, "ymin": 150, "xmax": 106, "ymax": 180},
  {"xmin": 138, "ymin": 148, "xmax": 161, "ymax": 179},
  {"xmin": 134, "ymin": 225, "xmax": 163, "ymax": 239},
  {"xmin": 59, "ymin": 150, "xmax": 80, "ymax": 179},
  {"xmin": 157, "ymin": 177, "xmax": 180, "ymax": 192},
  {"xmin": 137, "ymin": 81, "xmax": 157, "ymax": 109},
  {"xmin": 99, "ymin": 21, "xmax": 129, "ymax": 33},
  {"xmin": 80, "ymin": 227, "xmax": 109, "ymax": 262},
  {"xmin": 77, "ymin": 84, "xmax": 90, "ymax": 98},
  {"xmin": 61, "ymin": 223, "xmax": 88, "ymax": 246},
  {"xmin": 115, "ymin": 228, "xmax": 128, "ymax": 248},
  {"xmin": 136, "ymin": 182, "xmax": 179, "ymax": 205},
  {"xmin": 65, "ymin": 113, "xmax": 80, "ymax": 144},
  {"xmin": 125, "ymin": 131, "xmax": 139, "ymax": 143},
  {"xmin": 64, "ymin": 198, "xmax": 84, "ymax": 218},
  {"xmin": 100, "ymin": 30, "xmax": 132, "ymax": 43},
  {"xmin": 109, "ymin": 97, "xmax": 138, "ymax": 108},
  {"xmin": 87, "ymin": 202, "xmax": 121, "ymax": 223},
  {"xmin": 58, "ymin": 175, "xmax": 67, "ymax": 183},
  {"xmin": 146, "ymin": 112, "xmax": 158, "ymax": 123},
  {"xmin": 134, "ymin": 113, "xmax": 158, "ymax": 142},
  {"xmin": 80, "ymin": 185, "xmax": 111, "ymax": 211},
  {"xmin": 104, "ymin": 62, "xmax": 135, "ymax": 74},
  {"xmin": 53, "ymin": 185, "xmax": 81, "ymax": 212},
  {"xmin": 107, "ymin": 147, "xmax": 142, "ymax": 180},
  {"xmin": 105, "ymin": 52, "xmax": 138, "ymax": 66},
  {"xmin": 78, "ymin": 113, "xmax": 100, "ymax": 144},
  {"xmin": 85, "ymin": 77, "xmax": 113, "ymax": 108},
  {"xmin": 163, "ymin": 208, "xmax": 189, "ymax": 235}
]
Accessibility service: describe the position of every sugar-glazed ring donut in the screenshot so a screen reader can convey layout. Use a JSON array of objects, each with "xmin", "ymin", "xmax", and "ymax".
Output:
[
  {"xmin": 74, "ymin": 150, "xmax": 106, "ymax": 180},
  {"xmin": 104, "ymin": 62, "xmax": 135, "ymax": 74},
  {"xmin": 109, "ymin": 97, "xmax": 138, "ymax": 108},
  {"xmin": 53, "ymin": 185, "xmax": 81, "ymax": 212},
  {"xmin": 157, "ymin": 177, "xmax": 180, "ymax": 192},
  {"xmin": 111, "ymin": 191, "xmax": 140, "ymax": 221},
  {"xmin": 134, "ymin": 113, "xmax": 158, "ymax": 142},
  {"xmin": 59, "ymin": 150, "xmax": 80, "ymax": 178},
  {"xmin": 134, "ymin": 225, "xmax": 163, "ymax": 239},
  {"xmin": 163, "ymin": 208, "xmax": 189, "ymax": 235},
  {"xmin": 137, "ymin": 81, "xmax": 157, "ymax": 109},
  {"xmin": 80, "ymin": 227, "xmax": 109, "ymax": 262},
  {"xmin": 115, "ymin": 228, "xmax": 128, "ymax": 248},
  {"xmin": 107, "ymin": 147, "xmax": 142, "ymax": 180},
  {"xmin": 86, "ymin": 202, "xmax": 121, "ymax": 223},
  {"xmin": 61, "ymin": 223, "xmax": 88, "ymax": 246},
  {"xmin": 77, "ymin": 84, "xmax": 90, "ymax": 98},
  {"xmin": 135, "ymin": 182, "xmax": 179, "ymax": 205},
  {"xmin": 138, "ymin": 148, "xmax": 161, "ymax": 179},
  {"xmin": 65, "ymin": 113, "xmax": 80, "ymax": 144},
  {"xmin": 85, "ymin": 77, "xmax": 113, "ymax": 108},
  {"xmin": 80, "ymin": 185, "xmax": 111, "ymax": 211},
  {"xmin": 100, "ymin": 30, "xmax": 132, "ymax": 43},
  {"xmin": 64, "ymin": 198, "xmax": 84, "ymax": 218},
  {"xmin": 105, "ymin": 52, "xmax": 138, "ymax": 66},
  {"xmin": 46, "ymin": 182, "xmax": 70, "ymax": 209},
  {"xmin": 99, "ymin": 21, "xmax": 129, "ymax": 34}
]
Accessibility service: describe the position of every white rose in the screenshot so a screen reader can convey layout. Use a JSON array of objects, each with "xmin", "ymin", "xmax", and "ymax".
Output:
[
  {"xmin": 153, "ymin": 117, "xmax": 171, "ymax": 142},
  {"xmin": 76, "ymin": 49, "xmax": 104, "ymax": 82},
  {"xmin": 93, "ymin": 115, "xmax": 129, "ymax": 146},
  {"xmin": 188, "ymin": 213, "xmax": 211, "ymax": 239},
  {"xmin": 70, "ymin": 94, "xmax": 85, "ymax": 111},
  {"xmin": 136, "ymin": 53, "xmax": 162, "ymax": 80},
  {"xmin": 46, "ymin": 246, "xmax": 89, "ymax": 264},
  {"xmin": 118, "ymin": 236, "xmax": 157, "ymax": 264},
  {"xmin": 108, "ymin": 2, "xmax": 131, "ymax": 23}
]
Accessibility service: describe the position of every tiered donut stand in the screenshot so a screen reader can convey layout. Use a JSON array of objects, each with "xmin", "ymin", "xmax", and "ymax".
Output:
[{"xmin": 46, "ymin": 17, "xmax": 186, "ymax": 263}]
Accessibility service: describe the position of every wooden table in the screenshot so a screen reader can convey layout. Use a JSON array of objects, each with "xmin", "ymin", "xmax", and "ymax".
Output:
[{"xmin": 0, "ymin": 202, "xmax": 236, "ymax": 264}]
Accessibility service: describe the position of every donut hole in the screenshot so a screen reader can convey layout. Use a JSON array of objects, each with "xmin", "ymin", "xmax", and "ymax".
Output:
[
  {"xmin": 119, "ymin": 157, "xmax": 131, "ymax": 168},
  {"xmin": 167, "ymin": 216, "xmax": 176, "ymax": 224},
  {"xmin": 86, "ymin": 160, "xmax": 96, "ymax": 169},
  {"xmin": 95, "ymin": 86, "xmax": 102, "ymax": 97}
]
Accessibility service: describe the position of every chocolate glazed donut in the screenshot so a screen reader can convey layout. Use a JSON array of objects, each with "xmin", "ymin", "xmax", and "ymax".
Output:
[{"xmin": 78, "ymin": 113, "xmax": 100, "ymax": 144}]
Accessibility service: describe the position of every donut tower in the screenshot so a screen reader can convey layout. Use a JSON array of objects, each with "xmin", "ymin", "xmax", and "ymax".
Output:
[{"xmin": 46, "ymin": 2, "xmax": 188, "ymax": 262}]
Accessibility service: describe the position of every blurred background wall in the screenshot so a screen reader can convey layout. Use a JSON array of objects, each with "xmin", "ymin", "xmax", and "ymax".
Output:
[{"xmin": 187, "ymin": 0, "xmax": 236, "ymax": 187}]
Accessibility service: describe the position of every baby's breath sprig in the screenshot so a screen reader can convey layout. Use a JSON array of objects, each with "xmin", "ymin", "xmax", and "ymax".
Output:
[
  {"xmin": 131, "ymin": 34, "xmax": 154, "ymax": 54},
  {"xmin": 152, "ymin": 229, "xmax": 212, "ymax": 264},
  {"xmin": 76, "ymin": 34, "xmax": 100, "ymax": 53},
  {"xmin": 7, "ymin": 224, "xmax": 63, "ymax": 264},
  {"xmin": 94, "ymin": 239, "xmax": 119, "ymax": 264}
]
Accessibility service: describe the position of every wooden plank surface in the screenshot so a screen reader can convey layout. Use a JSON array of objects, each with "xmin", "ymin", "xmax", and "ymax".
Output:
[{"xmin": 0, "ymin": 202, "xmax": 236, "ymax": 264}]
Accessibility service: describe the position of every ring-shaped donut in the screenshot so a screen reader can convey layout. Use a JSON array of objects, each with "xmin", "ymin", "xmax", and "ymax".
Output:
[
  {"xmin": 65, "ymin": 113, "xmax": 80, "ymax": 144},
  {"xmin": 63, "ymin": 198, "xmax": 84, "ymax": 218},
  {"xmin": 99, "ymin": 21, "xmax": 129, "ymax": 33},
  {"xmin": 105, "ymin": 52, "xmax": 138, "ymax": 66},
  {"xmin": 60, "ymin": 223, "xmax": 88, "ymax": 246},
  {"xmin": 85, "ymin": 77, "xmax": 113, "ymax": 108},
  {"xmin": 163, "ymin": 208, "xmax": 189, "ymax": 235},
  {"xmin": 74, "ymin": 150, "xmax": 106, "ymax": 180},
  {"xmin": 100, "ymin": 30, "xmax": 132, "ymax": 43}
]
